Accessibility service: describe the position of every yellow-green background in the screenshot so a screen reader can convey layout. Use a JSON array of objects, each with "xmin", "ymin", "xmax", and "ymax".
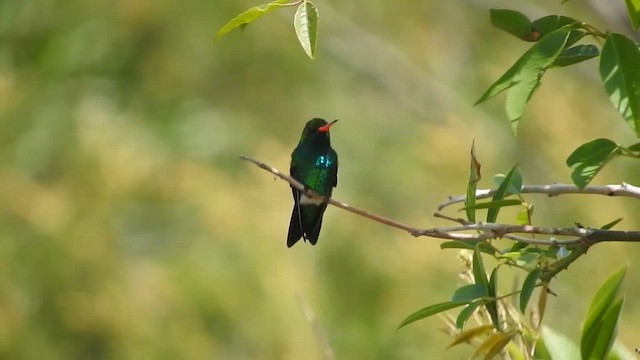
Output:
[{"xmin": 1, "ymin": 0, "xmax": 639, "ymax": 358}]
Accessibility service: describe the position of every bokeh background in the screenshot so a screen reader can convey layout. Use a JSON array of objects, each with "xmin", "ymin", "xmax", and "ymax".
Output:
[{"xmin": 1, "ymin": 0, "xmax": 640, "ymax": 358}]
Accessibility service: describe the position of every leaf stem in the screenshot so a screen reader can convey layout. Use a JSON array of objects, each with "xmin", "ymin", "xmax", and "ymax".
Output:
[
  {"xmin": 620, "ymin": 148, "xmax": 640, "ymax": 159},
  {"xmin": 579, "ymin": 23, "xmax": 608, "ymax": 41}
]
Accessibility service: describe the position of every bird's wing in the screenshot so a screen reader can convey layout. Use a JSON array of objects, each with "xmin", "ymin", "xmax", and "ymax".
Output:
[
  {"xmin": 331, "ymin": 150, "xmax": 338, "ymax": 188},
  {"xmin": 289, "ymin": 159, "xmax": 308, "ymax": 243},
  {"xmin": 287, "ymin": 195, "xmax": 304, "ymax": 247}
]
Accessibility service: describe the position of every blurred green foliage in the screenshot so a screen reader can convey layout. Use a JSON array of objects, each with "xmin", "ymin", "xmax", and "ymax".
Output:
[{"xmin": 1, "ymin": 0, "xmax": 640, "ymax": 359}]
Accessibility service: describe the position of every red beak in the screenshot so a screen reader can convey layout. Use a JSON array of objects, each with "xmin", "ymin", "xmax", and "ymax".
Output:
[{"xmin": 318, "ymin": 119, "xmax": 338, "ymax": 133}]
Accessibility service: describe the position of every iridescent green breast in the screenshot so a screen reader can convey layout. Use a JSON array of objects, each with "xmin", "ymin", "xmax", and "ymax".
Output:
[
  {"xmin": 304, "ymin": 167, "xmax": 333, "ymax": 195},
  {"xmin": 292, "ymin": 150, "xmax": 337, "ymax": 197}
]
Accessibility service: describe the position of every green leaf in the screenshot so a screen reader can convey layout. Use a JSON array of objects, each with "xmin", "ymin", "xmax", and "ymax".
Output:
[
  {"xmin": 452, "ymin": 284, "xmax": 488, "ymax": 302},
  {"xmin": 585, "ymin": 263, "xmax": 628, "ymax": 323},
  {"xmin": 523, "ymin": 247, "xmax": 543, "ymax": 255},
  {"xmin": 476, "ymin": 28, "xmax": 574, "ymax": 133},
  {"xmin": 294, "ymin": 1, "xmax": 319, "ymax": 59},
  {"xmin": 531, "ymin": 15, "xmax": 579, "ymax": 38},
  {"xmin": 515, "ymin": 204, "xmax": 533, "ymax": 226},
  {"xmin": 601, "ymin": 217, "xmax": 623, "ymax": 230},
  {"xmin": 505, "ymin": 28, "xmax": 575, "ymax": 131},
  {"xmin": 472, "ymin": 245, "xmax": 490, "ymax": 293},
  {"xmin": 486, "ymin": 268, "xmax": 500, "ymax": 330},
  {"xmin": 491, "ymin": 173, "xmax": 506, "ymax": 188},
  {"xmin": 398, "ymin": 300, "xmax": 469, "ymax": 329},
  {"xmin": 460, "ymin": 198, "xmax": 523, "ymax": 212},
  {"xmin": 440, "ymin": 241, "xmax": 496, "ymax": 255},
  {"xmin": 475, "ymin": 28, "xmax": 566, "ymax": 106},
  {"xmin": 466, "ymin": 142, "xmax": 481, "ymax": 222},
  {"xmin": 509, "ymin": 240, "xmax": 529, "ymax": 252},
  {"xmin": 500, "ymin": 248, "xmax": 541, "ymax": 262},
  {"xmin": 215, "ymin": 0, "xmax": 289, "ymax": 40},
  {"xmin": 475, "ymin": 28, "xmax": 569, "ymax": 105},
  {"xmin": 504, "ymin": 70, "xmax": 541, "ymax": 129},
  {"xmin": 456, "ymin": 301, "xmax": 484, "ymax": 330},
  {"xmin": 514, "ymin": 253, "xmax": 539, "ymax": 266},
  {"xmin": 487, "ymin": 165, "xmax": 520, "ymax": 223},
  {"xmin": 540, "ymin": 325, "xmax": 581, "ymax": 360},
  {"xmin": 600, "ymin": 33, "xmax": 640, "ymax": 136},
  {"xmin": 515, "ymin": 210, "xmax": 528, "ymax": 226},
  {"xmin": 625, "ymin": 0, "xmax": 640, "ymax": 30},
  {"xmin": 499, "ymin": 252, "xmax": 522, "ymax": 261},
  {"xmin": 490, "ymin": 9, "xmax": 533, "ymax": 40},
  {"xmin": 448, "ymin": 324, "xmax": 494, "ymax": 347},
  {"xmin": 440, "ymin": 240, "xmax": 476, "ymax": 251},
  {"xmin": 581, "ymin": 263, "xmax": 629, "ymax": 359},
  {"xmin": 566, "ymin": 138, "xmax": 621, "ymax": 188},
  {"xmin": 492, "ymin": 170, "xmax": 522, "ymax": 195},
  {"xmin": 519, "ymin": 268, "xmax": 541, "ymax": 313},
  {"xmin": 544, "ymin": 245, "xmax": 560, "ymax": 259},
  {"xmin": 552, "ymin": 44, "xmax": 599, "ymax": 67},
  {"xmin": 588, "ymin": 297, "xmax": 625, "ymax": 360},
  {"xmin": 627, "ymin": 141, "xmax": 640, "ymax": 152}
]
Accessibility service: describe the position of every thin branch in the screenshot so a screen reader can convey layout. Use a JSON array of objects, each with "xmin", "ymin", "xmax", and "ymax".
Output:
[
  {"xmin": 416, "ymin": 223, "xmax": 640, "ymax": 245},
  {"xmin": 433, "ymin": 212, "xmax": 471, "ymax": 225},
  {"xmin": 438, "ymin": 183, "xmax": 640, "ymax": 211},
  {"xmin": 240, "ymin": 155, "xmax": 419, "ymax": 235},
  {"xmin": 240, "ymin": 156, "xmax": 640, "ymax": 246}
]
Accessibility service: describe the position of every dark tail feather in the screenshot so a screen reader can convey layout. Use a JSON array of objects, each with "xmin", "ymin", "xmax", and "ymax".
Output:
[
  {"xmin": 287, "ymin": 204, "xmax": 303, "ymax": 247},
  {"xmin": 306, "ymin": 216, "xmax": 323, "ymax": 245},
  {"xmin": 306, "ymin": 204, "xmax": 327, "ymax": 245}
]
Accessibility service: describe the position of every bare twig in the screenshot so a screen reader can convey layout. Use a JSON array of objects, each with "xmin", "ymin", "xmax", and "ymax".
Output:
[
  {"xmin": 438, "ymin": 183, "xmax": 640, "ymax": 211},
  {"xmin": 240, "ymin": 155, "xmax": 419, "ymax": 234},
  {"xmin": 240, "ymin": 156, "xmax": 640, "ymax": 246}
]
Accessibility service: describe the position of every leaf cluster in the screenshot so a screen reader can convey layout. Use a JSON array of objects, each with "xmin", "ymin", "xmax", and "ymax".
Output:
[
  {"xmin": 216, "ymin": 0, "xmax": 319, "ymax": 59},
  {"xmin": 399, "ymin": 145, "xmax": 634, "ymax": 358},
  {"xmin": 477, "ymin": 9, "xmax": 640, "ymax": 188},
  {"xmin": 399, "ymin": 247, "xmax": 631, "ymax": 359}
]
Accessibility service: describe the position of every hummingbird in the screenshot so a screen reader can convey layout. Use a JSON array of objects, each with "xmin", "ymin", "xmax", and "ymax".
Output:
[{"xmin": 287, "ymin": 118, "xmax": 339, "ymax": 247}]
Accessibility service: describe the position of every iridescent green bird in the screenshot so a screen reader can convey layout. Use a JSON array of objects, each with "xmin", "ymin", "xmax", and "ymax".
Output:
[{"xmin": 287, "ymin": 118, "xmax": 338, "ymax": 247}]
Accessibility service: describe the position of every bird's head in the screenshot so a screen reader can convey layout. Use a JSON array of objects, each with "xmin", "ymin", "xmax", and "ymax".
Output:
[{"xmin": 299, "ymin": 118, "xmax": 338, "ymax": 145}]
